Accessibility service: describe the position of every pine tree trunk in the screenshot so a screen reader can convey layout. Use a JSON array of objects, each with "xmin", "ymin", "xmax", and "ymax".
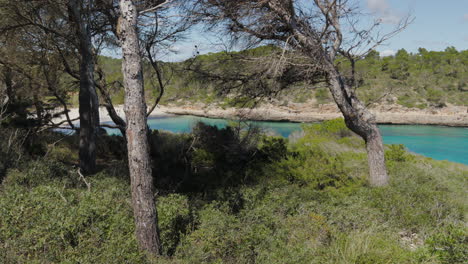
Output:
[
  {"xmin": 119, "ymin": 0, "xmax": 162, "ymax": 255},
  {"xmin": 327, "ymin": 66, "xmax": 389, "ymax": 187},
  {"xmin": 68, "ymin": 0, "xmax": 100, "ymax": 175},
  {"xmin": 365, "ymin": 126, "xmax": 388, "ymax": 186},
  {"xmin": 3, "ymin": 67, "xmax": 13, "ymax": 103}
]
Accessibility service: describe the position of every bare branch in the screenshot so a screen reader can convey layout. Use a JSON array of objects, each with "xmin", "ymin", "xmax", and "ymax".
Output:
[
  {"xmin": 139, "ymin": 0, "xmax": 177, "ymax": 14},
  {"xmin": 77, "ymin": 168, "xmax": 91, "ymax": 191}
]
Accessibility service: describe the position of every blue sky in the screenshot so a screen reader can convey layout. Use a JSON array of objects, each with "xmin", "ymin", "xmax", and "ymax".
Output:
[
  {"xmin": 368, "ymin": 0, "xmax": 468, "ymax": 56},
  {"xmin": 137, "ymin": 0, "xmax": 468, "ymax": 61}
]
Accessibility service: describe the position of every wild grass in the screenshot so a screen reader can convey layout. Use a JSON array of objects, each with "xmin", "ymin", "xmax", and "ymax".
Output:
[{"xmin": 0, "ymin": 119, "xmax": 466, "ymax": 263}]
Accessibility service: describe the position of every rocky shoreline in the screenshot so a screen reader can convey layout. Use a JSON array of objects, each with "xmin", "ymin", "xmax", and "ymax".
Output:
[
  {"xmin": 159, "ymin": 103, "xmax": 468, "ymax": 127},
  {"xmin": 55, "ymin": 103, "xmax": 468, "ymax": 127}
]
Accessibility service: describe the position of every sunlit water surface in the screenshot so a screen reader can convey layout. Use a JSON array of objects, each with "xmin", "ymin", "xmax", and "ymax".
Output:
[{"xmin": 104, "ymin": 115, "xmax": 468, "ymax": 165}]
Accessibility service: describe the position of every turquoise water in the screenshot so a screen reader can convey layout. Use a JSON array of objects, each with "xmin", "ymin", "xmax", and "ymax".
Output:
[
  {"xmin": 379, "ymin": 125, "xmax": 468, "ymax": 165},
  {"xmin": 105, "ymin": 115, "xmax": 468, "ymax": 165}
]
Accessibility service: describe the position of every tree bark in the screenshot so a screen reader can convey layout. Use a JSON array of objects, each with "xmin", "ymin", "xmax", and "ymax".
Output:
[
  {"xmin": 118, "ymin": 0, "xmax": 162, "ymax": 256},
  {"xmin": 365, "ymin": 127, "xmax": 388, "ymax": 186},
  {"xmin": 271, "ymin": 0, "xmax": 390, "ymax": 186},
  {"xmin": 3, "ymin": 67, "xmax": 13, "ymax": 103},
  {"xmin": 327, "ymin": 66, "xmax": 389, "ymax": 187},
  {"xmin": 68, "ymin": 0, "xmax": 100, "ymax": 175}
]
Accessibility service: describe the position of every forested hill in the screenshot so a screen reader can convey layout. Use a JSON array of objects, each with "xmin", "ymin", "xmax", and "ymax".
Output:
[{"xmin": 99, "ymin": 46, "xmax": 468, "ymax": 109}]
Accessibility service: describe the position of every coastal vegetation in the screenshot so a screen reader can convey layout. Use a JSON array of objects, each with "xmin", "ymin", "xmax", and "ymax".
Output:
[
  {"xmin": 99, "ymin": 46, "xmax": 468, "ymax": 109},
  {"xmin": 1, "ymin": 120, "xmax": 467, "ymax": 263},
  {"xmin": 1, "ymin": 0, "xmax": 467, "ymax": 262}
]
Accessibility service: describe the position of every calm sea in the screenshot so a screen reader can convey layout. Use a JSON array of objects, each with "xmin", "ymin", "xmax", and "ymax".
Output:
[{"xmin": 104, "ymin": 115, "xmax": 468, "ymax": 165}]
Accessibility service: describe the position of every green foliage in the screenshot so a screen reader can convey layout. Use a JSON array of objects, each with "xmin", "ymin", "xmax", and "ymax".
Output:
[
  {"xmin": 426, "ymin": 225, "xmax": 468, "ymax": 263},
  {"xmin": 323, "ymin": 230, "xmax": 417, "ymax": 264},
  {"xmin": 4, "ymin": 159, "xmax": 72, "ymax": 188},
  {"xmin": 397, "ymin": 94, "xmax": 420, "ymax": 108},
  {"xmin": 257, "ymin": 137, "xmax": 289, "ymax": 162},
  {"xmin": 0, "ymin": 123, "xmax": 466, "ymax": 263},
  {"xmin": 299, "ymin": 119, "xmax": 363, "ymax": 149},
  {"xmin": 260, "ymin": 119, "xmax": 362, "ymax": 189},
  {"xmin": 139, "ymin": 123, "xmax": 289, "ymax": 193},
  {"xmin": 189, "ymin": 122, "xmax": 261, "ymax": 188},
  {"xmin": 157, "ymin": 194, "xmax": 192, "ymax": 256},
  {"xmin": 176, "ymin": 202, "xmax": 260, "ymax": 263},
  {"xmin": 177, "ymin": 199, "xmax": 332, "ymax": 264},
  {"xmin": 0, "ymin": 128, "xmax": 25, "ymax": 181},
  {"xmin": 388, "ymin": 49, "xmax": 411, "ymax": 80},
  {"xmin": 315, "ymin": 87, "xmax": 330, "ymax": 104},
  {"xmin": 385, "ymin": 144, "xmax": 414, "ymax": 163},
  {"xmin": 47, "ymin": 144, "xmax": 77, "ymax": 163},
  {"xmin": 270, "ymin": 147, "xmax": 351, "ymax": 189},
  {"xmin": 28, "ymin": 46, "xmax": 468, "ymax": 121},
  {"xmin": 426, "ymin": 88, "xmax": 445, "ymax": 106},
  {"xmin": 221, "ymin": 96, "xmax": 257, "ymax": 108},
  {"xmin": 93, "ymin": 47, "xmax": 468, "ymax": 109},
  {"xmin": 310, "ymin": 118, "xmax": 353, "ymax": 138},
  {"xmin": 0, "ymin": 171, "xmax": 147, "ymax": 263}
]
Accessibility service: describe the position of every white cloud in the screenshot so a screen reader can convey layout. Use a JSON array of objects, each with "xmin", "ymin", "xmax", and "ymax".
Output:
[
  {"xmin": 162, "ymin": 43, "xmax": 211, "ymax": 62},
  {"xmin": 380, "ymin": 49, "xmax": 396, "ymax": 57},
  {"xmin": 169, "ymin": 46, "xmax": 181, "ymax": 52},
  {"xmin": 367, "ymin": 0, "xmax": 402, "ymax": 24},
  {"xmin": 367, "ymin": 0, "xmax": 390, "ymax": 13}
]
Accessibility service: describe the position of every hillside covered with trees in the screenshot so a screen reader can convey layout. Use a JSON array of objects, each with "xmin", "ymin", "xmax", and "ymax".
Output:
[{"xmin": 99, "ymin": 46, "xmax": 468, "ymax": 109}]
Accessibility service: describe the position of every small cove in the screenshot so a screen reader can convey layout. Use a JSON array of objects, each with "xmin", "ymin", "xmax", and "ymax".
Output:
[{"xmin": 105, "ymin": 115, "xmax": 468, "ymax": 165}]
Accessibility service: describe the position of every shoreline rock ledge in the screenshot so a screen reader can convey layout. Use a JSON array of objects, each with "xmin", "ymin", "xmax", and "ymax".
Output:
[
  {"xmin": 159, "ymin": 103, "xmax": 468, "ymax": 127},
  {"xmin": 53, "ymin": 103, "xmax": 468, "ymax": 127}
]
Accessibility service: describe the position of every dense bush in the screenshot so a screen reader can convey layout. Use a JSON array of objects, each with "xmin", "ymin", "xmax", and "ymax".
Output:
[
  {"xmin": 427, "ymin": 225, "xmax": 468, "ymax": 263},
  {"xmin": 4, "ymin": 159, "xmax": 72, "ymax": 188},
  {"xmin": 0, "ymin": 121, "xmax": 466, "ymax": 263},
  {"xmin": 157, "ymin": 194, "xmax": 192, "ymax": 256},
  {"xmin": 149, "ymin": 122, "xmax": 287, "ymax": 193},
  {"xmin": 385, "ymin": 144, "xmax": 414, "ymax": 163},
  {"xmin": 0, "ymin": 172, "xmax": 146, "ymax": 263},
  {"xmin": 0, "ymin": 128, "xmax": 27, "ymax": 181},
  {"xmin": 0, "ymin": 128, "xmax": 62, "ymax": 183}
]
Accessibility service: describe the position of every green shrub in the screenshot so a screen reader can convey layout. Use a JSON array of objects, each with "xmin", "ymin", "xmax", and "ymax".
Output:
[
  {"xmin": 262, "ymin": 119, "xmax": 360, "ymax": 189},
  {"xmin": 1, "ymin": 117, "xmax": 466, "ymax": 263},
  {"xmin": 315, "ymin": 87, "xmax": 330, "ymax": 104},
  {"xmin": 257, "ymin": 137, "xmax": 289, "ymax": 162},
  {"xmin": 307, "ymin": 118, "xmax": 353, "ymax": 138},
  {"xmin": 297, "ymin": 119, "xmax": 365, "ymax": 153},
  {"xmin": 176, "ymin": 202, "xmax": 257, "ymax": 263},
  {"xmin": 0, "ymin": 128, "xmax": 32, "ymax": 181},
  {"xmin": 157, "ymin": 194, "xmax": 192, "ymax": 256},
  {"xmin": 3, "ymin": 159, "xmax": 73, "ymax": 188},
  {"xmin": 375, "ymin": 162, "xmax": 465, "ymax": 231},
  {"xmin": 254, "ymin": 212, "xmax": 331, "ymax": 263},
  {"xmin": 177, "ymin": 188, "xmax": 331, "ymax": 264},
  {"xmin": 385, "ymin": 144, "xmax": 414, "ymax": 163},
  {"xmin": 322, "ymin": 230, "xmax": 416, "ymax": 264},
  {"xmin": 397, "ymin": 94, "xmax": 419, "ymax": 108},
  {"xmin": 427, "ymin": 88, "xmax": 445, "ymax": 106},
  {"xmin": 271, "ymin": 148, "xmax": 352, "ymax": 189},
  {"xmin": 0, "ymin": 176, "xmax": 147, "ymax": 263},
  {"xmin": 47, "ymin": 145, "xmax": 76, "ymax": 163},
  {"xmin": 97, "ymin": 134, "xmax": 127, "ymax": 160},
  {"xmin": 426, "ymin": 225, "xmax": 468, "ymax": 263}
]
